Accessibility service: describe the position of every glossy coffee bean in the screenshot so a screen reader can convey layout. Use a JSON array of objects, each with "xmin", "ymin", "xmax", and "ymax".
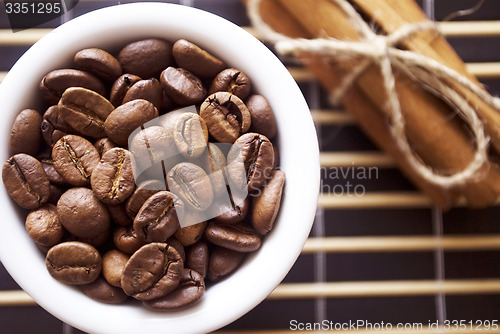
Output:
[
  {"xmin": 209, "ymin": 68, "xmax": 251, "ymax": 100},
  {"xmin": 94, "ymin": 137, "xmax": 117, "ymax": 157},
  {"xmin": 104, "ymin": 99, "xmax": 159, "ymax": 146},
  {"xmin": 173, "ymin": 113, "xmax": 208, "ymax": 158},
  {"xmin": 58, "ymin": 87, "xmax": 114, "ymax": 138},
  {"xmin": 80, "ymin": 277, "xmax": 128, "ymax": 304},
  {"xmin": 167, "ymin": 162, "xmax": 214, "ymax": 212},
  {"xmin": 52, "ymin": 135, "xmax": 100, "ymax": 186},
  {"xmin": 174, "ymin": 221, "xmax": 207, "ymax": 247},
  {"xmin": 128, "ymin": 125, "xmax": 176, "ymax": 171},
  {"xmin": 45, "ymin": 241, "xmax": 101, "ymax": 285},
  {"xmin": 48, "ymin": 184, "xmax": 64, "ymax": 205},
  {"xmin": 25, "ymin": 204, "xmax": 63, "ymax": 247},
  {"xmin": 39, "ymin": 157, "xmax": 66, "ymax": 186},
  {"xmin": 185, "ymin": 240, "xmax": 208, "ymax": 279},
  {"xmin": 246, "ymin": 94, "xmax": 277, "ymax": 139},
  {"xmin": 123, "ymin": 78, "xmax": 163, "ymax": 111},
  {"xmin": 9, "ymin": 109, "xmax": 42, "ymax": 156},
  {"xmin": 102, "ymin": 249, "xmax": 129, "ymax": 288},
  {"xmin": 77, "ymin": 226, "xmax": 110, "ymax": 248},
  {"xmin": 125, "ymin": 179, "xmax": 164, "ymax": 218},
  {"xmin": 195, "ymin": 143, "xmax": 227, "ymax": 198},
  {"xmin": 118, "ymin": 39, "xmax": 172, "ymax": 79},
  {"xmin": 74, "ymin": 48, "xmax": 122, "ymax": 82},
  {"xmin": 160, "ymin": 67, "xmax": 206, "ymax": 105},
  {"xmin": 41, "ymin": 105, "xmax": 74, "ymax": 147},
  {"xmin": 2, "ymin": 154, "xmax": 50, "ymax": 209},
  {"xmin": 207, "ymin": 247, "xmax": 244, "ymax": 282},
  {"xmin": 199, "ymin": 92, "xmax": 251, "ymax": 143},
  {"xmin": 226, "ymin": 133, "xmax": 274, "ymax": 192},
  {"xmin": 40, "ymin": 69, "xmax": 106, "ymax": 105},
  {"xmin": 57, "ymin": 187, "xmax": 110, "ymax": 238},
  {"xmin": 172, "ymin": 39, "xmax": 225, "ymax": 79},
  {"xmin": 251, "ymin": 169, "xmax": 285, "ymax": 235},
  {"xmin": 107, "ymin": 204, "xmax": 133, "ymax": 226},
  {"xmin": 113, "ymin": 225, "xmax": 145, "ymax": 254},
  {"xmin": 167, "ymin": 237, "xmax": 186, "ymax": 262},
  {"xmin": 134, "ymin": 191, "xmax": 183, "ymax": 243},
  {"xmin": 91, "ymin": 148, "xmax": 135, "ymax": 204},
  {"xmin": 214, "ymin": 195, "xmax": 250, "ymax": 225},
  {"xmin": 205, "ymin": 221, "xmax": 261, "ymax": 252},
  {"xmin": 144, "ymin": 268, "xmax": 205, "ymax": 310},
  {"xmin": 110, "ymin": 74, "xmax": 142, "ymax": 107},
  {"xmin": 121, "ymin": 242, "xmax": 183, "ymax": 301}
]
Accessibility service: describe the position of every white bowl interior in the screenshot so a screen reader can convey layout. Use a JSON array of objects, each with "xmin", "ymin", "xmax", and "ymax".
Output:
[{"xmin": 0, "ymin": 3, "xmax": 319, "ymax": 334}]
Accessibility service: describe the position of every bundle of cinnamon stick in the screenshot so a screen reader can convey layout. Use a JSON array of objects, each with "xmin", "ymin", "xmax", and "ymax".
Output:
[{"xmin": 244, "ymin": 0, "xmax": 500, "ymax": 210}]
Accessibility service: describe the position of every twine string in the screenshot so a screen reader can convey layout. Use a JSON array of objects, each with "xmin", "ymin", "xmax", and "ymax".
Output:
[{"xmin": 247, "ymin": 0, "xmax": 500, "ymax": 188}]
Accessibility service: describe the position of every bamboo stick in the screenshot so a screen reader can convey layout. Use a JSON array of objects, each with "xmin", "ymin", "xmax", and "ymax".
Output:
[
  {"xmin": 0, "ymin": 290, "xmax": 36, "ymax": 306},
  {"xmin": 311, "ymin": 110, "xmax": 355, "ymax": 124},
  {"xmin": 320, "ymin": 152, "xmax": 395, "ymax": 168}
]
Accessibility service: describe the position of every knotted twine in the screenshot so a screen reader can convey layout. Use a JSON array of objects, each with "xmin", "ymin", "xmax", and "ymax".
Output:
[{"xmin": 247, "ymin": 0, "xmax": 500, "ymax": 189}]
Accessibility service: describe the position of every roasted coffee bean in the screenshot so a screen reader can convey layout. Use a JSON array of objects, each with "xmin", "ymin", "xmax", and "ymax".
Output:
[
  {"xmin": 160, "ymin": 67, "xmax": 206, "ymax": 105},
  {"xmin": 104, "ymin": 99, "xmax": 159, "ymax": 146},
  {"xmin": 174, "ymin": 221, "xmax": 207, "ymax": 247},
  {"xmin": 251, "ymin": 170, "xmax": 285, "ymax": 235},
  {"xmin": 226, "ymin": 133, "xmax": 274, "ymax": 192},
  {"xmin": 121, "ymin": 242, "xmax": 183, "ymax": 301},
  {"xmin": 214, "ymin": 195, "xmax": 250, "ymax": 225},
  {"xmin": 80, "ymin": 277, "xmax": 128, "ymax": 304},
  {"xmin": 40, "ymin": 69, "xmax": 106, "ymax": 105},
  {"xmin": 167, "ymin": 237, "xmax": 186, "ymax": 262},
  {"xmin": 205, "ymin": 221, "xmax": 261, "ymax": 252},
  {"xmin": 58, "ymin": 87, "xmax": 114, "ymax": 138},
  {"xmin": 74, "ymin": 48, "xmax": 122, "ymax": 82},
  {"xmin": 207, "ymin": 247, "xmax": 244, "ymax": 282},
  {"xmin": 41, "ymin": 105, "xmax": 75, "ymax": 147},
  {"xmin": 45, "ymin": 241, "xmax": 101, "ymax": 285},
  {"xmin": 125, "ymin": 180, "xmax": 164, "ymax": 218},
  {"xmin": 129, "ymin": 125, "xmax": 176, "ymax": 171},
  {"xmin": 102, "ymin": 249, "xmax": 130, "ymax": 287},
  {"xmin": 2, "ymin": 154, "xmax": 50, "ymax": 209},
  {"xmin": 107, "ymin": 204, "xmax": 132, "ymax": 226},
  {"xmin": 48, "ymin": 184, "xmax": 65, "ymax": 205},
  {"xmin": 9, "ymin": 109, "xmax": 42, "ymax": 156},
  {"xmin": 195, "ymin": 143, "xmax": 227, "ymax": 198},
  {"xmin": 77, "ymin": 226, "xmax": 110, "ymax": 248},
  {"xmin": 246, "ymin": 94, "xmax": 277, "ymax": 139},
  {"xmin": 110, "ymin": 74, "xmax": 142, "ymax": 107},
  {"xmin": 25, "ymin": 204, "xmax": 63, "ymax": 247},
  {"xmin": 52, "ymin": 135, "xmax": 100, "ymax": 186},
  {"xmin": 144, "ymin": 268, "xmax": 205, "ymax": 310},
  {"xmin": 57, "ymin": 187, "xmax": 110, "ymax": 238},
  {"xmin": 167, "ymin": 162, "xmax": 214, "ymax": 211},
  {"xmin": 94, "ymin": 137, "xmax": 117, "ymax": 157},
  {"xmin": 118, "ymin": 39, "xmax": 172, "ymax": 79},
  {"xmin": 113, "ymin": 225, "xmax": 145, "ymax": 254},
  {"xmin": 185, "ymin": 240, "xmax": 208, "ymax": 279},
  {"xmin": 38, "ymin": 152, "xmax": 67, "ymax": 186},
  {"xmin": 199, "ymin": 92, "xmax": 251, "ymax": 143},
  {"xmin": 134, "ymin": 191, "xmax": 183, "ymax": 243},
  {"xmin": 209, "ymin": 68, "xmax": 251, "ymax": 100},
  {"xmin": 158, "ymin": 108, "xmax": 193, "ymax": 134},
  {"xmin": 172, "ymin": 39, "xmax": 225, "ymax": 79},
  {"xmin": 123, "ymin": 78, "xmax": 163, "ymax": 111},
  {"xmin": 173, "ymin": 113, "xmax": 208, "ymax": 158},
  {"xmin": 91, "ymin": 148, "xmax": 135, "ymax": 204}
]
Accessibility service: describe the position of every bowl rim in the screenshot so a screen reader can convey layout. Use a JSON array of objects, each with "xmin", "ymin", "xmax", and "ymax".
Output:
[{"xmin": 0, "ymin": 3, "xmax": 320, "ymax": 334}]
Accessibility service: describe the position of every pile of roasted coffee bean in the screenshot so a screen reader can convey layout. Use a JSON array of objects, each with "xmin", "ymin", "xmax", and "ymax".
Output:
[{"xmin": 2, "ymin": 38, "xmax": 285, "ymax": 310}]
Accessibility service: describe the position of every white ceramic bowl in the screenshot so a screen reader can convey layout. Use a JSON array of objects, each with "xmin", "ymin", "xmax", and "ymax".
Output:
[{"xmin": 0, "ymin": 3, "xmax": 319, "ymax": 334}]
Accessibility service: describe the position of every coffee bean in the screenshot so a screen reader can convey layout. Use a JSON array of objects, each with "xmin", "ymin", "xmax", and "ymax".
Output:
[
  {"xmin": 77, "ymin": 226, "xmax": 110, "ymax": 248},
  {"xmin": 167, "ymin": 162, "xmax": 214, "ymax": 212},
  {"xmin": 52, "ymin": 135, "xmax": 100, "ymax": 186},
  {"xmin": 25, "ymin": 204, "xmax": 63, "ymax": 247},
  {"xmin": 196, "ymin": 143, "xmax": 227, "ymax": 198},
  {"xmin": 40, "ymin": 69, "xmax": 106, "ymax": 105},
  {"xmin": 107, "ymin": 204, "xmax": 133, "ymax": 226},
  {"xmin": 91, "ymin": 148, "xmax": 135, "ymax": 204},
  {"xmin": 48, "ymin": 184, "xmax": 65, "ymax": 205},
  {"xmin": 80, "ymin": 276, "xmax": 128, "ymax": 304},
  {"xmin": 9, "ymin": 109, "xmax": 42, "ymax": 156},
  {"xmin": 118, "ymin": 39, "xmax": 172, "ymax": 79},
  {"xmin": 104, "ymin": 99, "xmax": 159, "ymax": 146},
  {"xmin": 209, "ymin": 68, "xmax": 251, "ymax": 100},
  {"xmin": 45, "ymin": 241, "xmax": 101, "ymax": 285},
  {"xmin": 214, "ymin": 194, "xmax": 250, "ymax": 225},
  {"xmin": 37, "ymin": 150, "xmax": 67, "ymax": 186},
  {"xmin": 207, "ymin": 247, "xmax": 244, "ymax": 282},
  {"xmin": 134, "ymin": 191, "xmax": 183, "ymax": 243},
  {"xmin": 199, "ymin": 92, "xmax": 251, "ymax": 143},
  {"xmin": 110, "ymin": 74, "xmax": 142, "ymax": 107},
  {"xmin": 205, "ymin": 221, "xmax": 261, "ymax": 252},
  {"xmin": 251, "ymin": 170, "xmax": 285, "ymax": 235},
  {"xmin": 41, "ymin": 105, "xmax": 75, "ymax": 147},
  {"xmin": 94, "ymin": 137, "xmax": 117, "ymax": 157},
  {"xmin": 185, "ymin": 240, "xmax": 208, "ymax": 279},
  {"xmin": 125, "ymin": 180, "xmax": 164, "ymax": 218},
  {"xmin": 226, "ymin": 133, "xmax": 274, "ymax": 192},
  {"xmin": 173, "ymin": 113, "xmax": 208, "ymax": 158},
  {"xmin": 172, "ymin": 39, "xmax": 225, "ymax": 79},
  {"xmin": 121, "ymin": 242, "xmax": 183, "ymax": 301},
  {"xmin": 128, "ymin": 126, "xmax": 176, "ymax": 173},
  {"xmin": 167, "ymin": 237, "xmax": 186, "ymax": 262},
  {"xmin": 174, "ymin": 221, "xmax": 207, "ymax": 247},
  {"xmin": 160, "ymin": 67, "xmax": 206, "ymax": 105},
  {"xmin": 58, "ymin": 87, "xmax": 114, "ymax": 138},
  {"xmin": 246, "ymin": 94, "xmax": 277, "ymax": 139},
  {"xmin": 74, "ymin": 48, "xmax": 122, "ymax": 82},
  {"xmin": 113, "ymin": 225, "xmax": 145, "ymax": 254},
  {"xmin": 123, "ymin": 78, "xmax": 163, "ymax": 111},
  {"xmin": 2, "ymin": 154, "xmax": 50, "ymax": 209},
  {"xmin": 102, "ymin": 249, "xmax": 129, "ymax": 288},
  {"xmin": 143, "ymin": 268, "xmax": 205, "ymax": 310},
  {"xmin": 57, "ymin": 187, "xmax": 110, "ymax": 238}
]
